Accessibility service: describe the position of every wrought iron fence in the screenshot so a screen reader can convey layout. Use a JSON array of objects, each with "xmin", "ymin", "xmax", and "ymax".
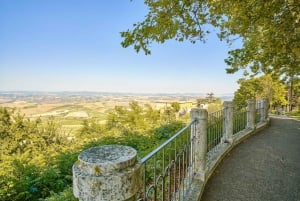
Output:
[
  {"xmin": 137, "ymin": 99, "xmax": 267, "ymax": 201},
  {"xmin": 138, "ymin": 120, "xmax": 197, "ymax": 201},
  {"xmin": 207, "ymin": 109, "xmax": 224, "ymax": 154},
  {"xmin": 255, "ymin": 100, "xmax": 263, "ymax": 123},
  {"xmin": 233, "ymin": 106, "xmax": 247, "ymax": 134}
]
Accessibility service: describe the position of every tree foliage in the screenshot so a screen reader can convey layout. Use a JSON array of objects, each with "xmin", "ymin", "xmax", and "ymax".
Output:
[
  {"xmin": 0, "ymin": 102, "xmax": 187, "ymax": 200},
  {"xmin": 233, "ymin": 74, "xmax": 287, "ymax": 107},
  {"xmin": 171, "ymin": 102, "xmax": 180, "ymax": 113},
  {"xmin": 121, "ymin": 0, "xmax": 300, "ymax": 77},
  {"xmin": 197, "ymin": 93, "xmax": 222, "ymax": 112},
  {"xmin": 0, "ymin": 107, "xmax": 75, "ymax": 201},
  {"xmin": 104, "ymin": 101, "xmax": 162, "ymax": 132}
]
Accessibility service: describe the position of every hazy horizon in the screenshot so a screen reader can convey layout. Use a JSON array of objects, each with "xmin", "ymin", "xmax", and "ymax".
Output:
[{"xmin": 0, "ymin": 90, "xmax": 234, "ymax": 96}]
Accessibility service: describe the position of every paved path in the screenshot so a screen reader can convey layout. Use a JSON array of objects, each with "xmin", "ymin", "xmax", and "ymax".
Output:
[{"xmin": 201, "ymin": 116, "xmax": 300, "ymax": 201}]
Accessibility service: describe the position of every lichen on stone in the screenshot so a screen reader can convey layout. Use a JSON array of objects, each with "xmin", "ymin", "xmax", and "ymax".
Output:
[{"xmin": 94, "ymin": 166, "xmax": 101, "ymax": 176}]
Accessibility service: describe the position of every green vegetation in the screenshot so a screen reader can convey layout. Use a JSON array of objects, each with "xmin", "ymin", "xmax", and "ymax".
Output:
[
  {"xmin": 286, "ymin": 76, "xmax": 300, "ymax": 111},
  {"xmin": 121, "ymin": 0, "xmax": 299, "ymax": 112},
  {"xmin": 286, "ymin": 111, "xmax": 300, "ymax": 119},
  {"xmin": 0, "ymin": 107, "xmax": 76, "ymax": 201},
  {"xmin": 0, "ymin": 102, "xmax": 186, "ymax": 200},
  {"xmin": 1, "ymin": 93, "xmax": 295, "ymax": 200},
  {"xmin": 233, "ymin": 74, "xmax": 288, "ymax": 108},
  {"xmin": 121, "ymin": 0, "xmax": 299, "ymax": 78},
  {"xmin": 197, "ymin": 93, "xmax": 223, "ymax": 112}
]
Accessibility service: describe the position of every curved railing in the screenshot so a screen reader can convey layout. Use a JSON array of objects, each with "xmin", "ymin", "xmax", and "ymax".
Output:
[
  {"xmin": 72, "ymin": 99, "xmax": 270, "ymax": 201},
  {"xmin": 233, "ymin": 106, "xmax": 247, "ymax": 134},
  {"xmin": 138, "ymin": 99, "xmax": 269, "ymax": 201},
  {"xmin": 138, "ymin": 120, "xmax": 197, "ymax": 201},
  {"xmin": 207, "ymin": 109, "xmax": 224, "ymax": 158}
]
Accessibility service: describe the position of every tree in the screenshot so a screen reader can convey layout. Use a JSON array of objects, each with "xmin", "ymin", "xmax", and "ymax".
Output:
[
  {"xmin": 0, "ymin": 107, "xmax": 74, "ymax": 201},
  {"xmin": 171, "ymin": 102, "xmax": 180, "ymax": 112},
  {"xmin": 285, "ymin": 76, "xmax": 300, "ymax": 111},
  {"xmin": 105, "ymin": 102, "xmax": 165, "ymax": 132},
  {"xmin": 206, "ymin": 93, "xmax": 215, "ymax": 103},
  {"xmin": 233, "ymin": 74, "xmax": 287, "ymax": 108},
  {"xmin": 144, "ymin": 104, "xmax": 160, "ymax": 125},
  {"xmin": 121, "ymin": 0, "xmax": 300, "ymax": 77},
  {"xmin": 196, "ymin": 98, "xmax": 207, "ymax": 107}
]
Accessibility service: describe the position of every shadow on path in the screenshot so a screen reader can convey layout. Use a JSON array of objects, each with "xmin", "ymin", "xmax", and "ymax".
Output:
[{"xmin": 201, "ymin": 116, "xmax": 300, "ymax": 201}]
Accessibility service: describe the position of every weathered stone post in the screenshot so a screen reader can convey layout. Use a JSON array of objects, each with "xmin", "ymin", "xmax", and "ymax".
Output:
[
  {"xmin": 263, "ymin": 98, "xmax": 269, "ymax": 120},
  {"xmin": 223, "ymin": 101, "xmax": 233, "ymax": 143},
  {"xmin": 247, "ymin": 99, "xmax": 256, "ymax": 129},
  {"xmin": 259, "ymin": 99, "xmax": 268, "ymax": 122},
  {"xmin": 73, "ymin": 145, "xmax": 141, "ymax": 201},
  {"xmin": 190, "ymin": 108, "xmax": 208, "ymax": 181}
]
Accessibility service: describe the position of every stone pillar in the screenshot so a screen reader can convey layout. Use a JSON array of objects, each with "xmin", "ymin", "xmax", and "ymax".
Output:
[
  {"xmin": 73, "ymin": 145, "xmax": 141, "ymax": 201},
  {"xmin": 223, "ymin": 101, "xmax": 233, "ymax": 143},
  {"xmin": 259, "ymin": 100, "xmax": 264, "ymax": 122},
  {"xmin": 263, "ymin": 98, "xmax": 269, "ymax": 120},
  {"xmin": 247, "ymin": 99, "xmax": 256, "ymax": 129},
  {"xmin": 190, "ymin": 108, "xmax": 208, "ymax": 181}
]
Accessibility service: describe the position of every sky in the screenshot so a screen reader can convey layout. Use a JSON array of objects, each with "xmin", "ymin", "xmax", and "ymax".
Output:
[{"xmin": 0, "ymin": 0, "xmax": 244, "ymax": 95}]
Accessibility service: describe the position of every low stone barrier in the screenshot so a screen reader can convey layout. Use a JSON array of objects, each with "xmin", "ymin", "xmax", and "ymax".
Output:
[{"xmin": 73, "ymin": 145, "xmax": 141, "ymax": 201}]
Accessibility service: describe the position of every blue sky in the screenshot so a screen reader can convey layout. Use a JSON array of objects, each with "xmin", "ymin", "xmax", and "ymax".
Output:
[{"xmin": 0, "ymin": 0, "xmax": 243, "ymax": 94}]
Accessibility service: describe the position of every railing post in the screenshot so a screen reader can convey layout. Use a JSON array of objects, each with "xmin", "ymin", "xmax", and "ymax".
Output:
[
  {"xmin": 73, "ymin": 145, "xmax": 141, "ymax": 201},
  {"xmin": 190, "ymin": 108, "xmax": 208, "ymax": 181},
  {"xmin": 223, "ymin": 101, "xmax": 233, "ymax": 143},
  {"xmin": 263, "ymin": 98, "xmax": 269, "ymax": 120},
  {"xmin": 259, "ymin": 100, "xmax": 264, "ymax": 122},
  {"xmin": 247, "ymin": 99, "xmax": 256, "ymax": 129}
]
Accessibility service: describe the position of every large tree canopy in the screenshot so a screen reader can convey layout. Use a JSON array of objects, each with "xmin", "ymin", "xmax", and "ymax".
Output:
[
  {"xmin": 121, "ymin": 0, "xmax": 300, "ymax": 77},
  {"xmin": 233, "ymin": 74, "xmax": 287, "ymax": 107}
]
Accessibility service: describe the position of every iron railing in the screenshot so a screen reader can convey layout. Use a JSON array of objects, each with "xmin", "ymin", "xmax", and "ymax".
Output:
[
  {"xmin": 138, "ymin": 120, "xmax": 197, "ymax": 201},
  {"xmin": 255, "ymin": 100, "xmax": 263, "ymax": 123},
  {"xmin": 207, "ymin": 109, "xmax": 224, "ymax": 154},
  {"xmin": 137, "ymin": 99, "xmax": 267, "ymax": 201},
  {"xmin": 233, "ymin": 106, "xmax": 247, "ymax": 134}
]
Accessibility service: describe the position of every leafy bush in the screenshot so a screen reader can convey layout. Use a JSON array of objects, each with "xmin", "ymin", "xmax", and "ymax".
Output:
[
  {"xmin": 42, "ymin": 187, "xmax": 78, "ymax": 201},
  {"xmin": 0, "ymin": 104, "xmax": 188, "ymax": 200},
  {"xmin": 286, "ymin": 110, "xmax": 300, "ymax": 119}
]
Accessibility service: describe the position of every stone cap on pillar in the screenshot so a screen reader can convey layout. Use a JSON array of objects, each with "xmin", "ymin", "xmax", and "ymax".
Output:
[
  {"xmin": 190, "ymin": 108, "xmax": 208, "ymax": 120},
  {"xmin": 77, "ymin": 145, "xmax": 137, "ymax": 175},
  {"xmin": 73, "ymin": 145, "xmax": 141, "ymax": 200}
]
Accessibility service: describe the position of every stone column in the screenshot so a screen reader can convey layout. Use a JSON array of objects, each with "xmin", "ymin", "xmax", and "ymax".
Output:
[
  {"xmin": 190, "ymin": 108, "xmax": 208, "ymax": 181},
  {"xmin": 259, "ymin": 99, "xmax": 268, "ymax": 122},
  {"xmin": 247, "ymin": 99, "xmax": 256, "ymax": 129},
  {"xmin": 73, "ymin": 145, "xmax": 141, "ymax": 201},
  {"xmin": 223, "ymin": 101, "xmax": 233, "ymax": 143},
  {"xmin": 259, "ymin": 100, "xmax": 264, "ymax": 122},
  {"xmin": 263, "ymin": 98, "xmax": 269, "ymax": 120}
]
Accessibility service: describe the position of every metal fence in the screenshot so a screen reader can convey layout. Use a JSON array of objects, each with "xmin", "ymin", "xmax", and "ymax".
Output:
[
  {"xmin": 233, "ymin": 106, "xmax": 247, "ymax": 134},
  {"xmin": 137, "ymin": 99, "xmax": 266, "ymax": 201},
  {"xmin": 255, "ymin": 100, "xmax": 263, "ymax": 123},
  {"xmin": 138, "ymin": 120, "xmax": 197, "ymax": 201},
  {"xmin": 207, "ymin": 109, "xmax": 224, "ymax": 154}
]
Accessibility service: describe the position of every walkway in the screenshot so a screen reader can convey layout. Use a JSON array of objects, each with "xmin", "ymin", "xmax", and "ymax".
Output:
[{"xmin": 201, "ymin": 116, "xmax": 300, "ymax": 201}]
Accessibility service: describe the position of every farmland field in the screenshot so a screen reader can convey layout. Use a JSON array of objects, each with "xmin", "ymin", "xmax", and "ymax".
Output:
[{"xmin": 0, "ymin": 91, "xmax": 205, "ymax": 135}]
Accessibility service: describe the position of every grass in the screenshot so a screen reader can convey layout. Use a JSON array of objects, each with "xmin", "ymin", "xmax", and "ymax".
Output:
[
  {"xmin": 49, "ymin": 104, "xmax": 85, "ymax": 111},
  {"xmin": 286, "ymin": 110, "xmax": 300, "ymax": 119}
]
